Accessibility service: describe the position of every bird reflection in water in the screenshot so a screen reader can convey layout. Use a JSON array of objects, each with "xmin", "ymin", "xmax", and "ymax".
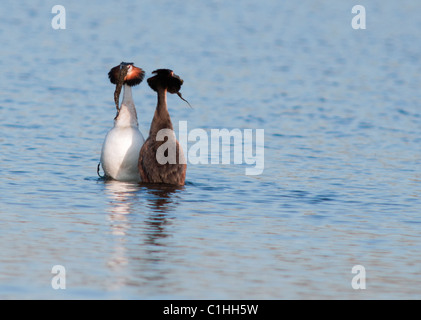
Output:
[
  {"xmin": 142, "ymin": 183, "xmax": 183, "ymax": 248},
  {"xmin": 103, "ymin": 179, "xmax": 182, "ymax": 291}
]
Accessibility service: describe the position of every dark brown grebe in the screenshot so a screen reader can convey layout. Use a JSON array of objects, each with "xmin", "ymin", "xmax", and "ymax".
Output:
[{"xmin": 138, "ymin": 69, "xmax": 188, "ymax": 186}]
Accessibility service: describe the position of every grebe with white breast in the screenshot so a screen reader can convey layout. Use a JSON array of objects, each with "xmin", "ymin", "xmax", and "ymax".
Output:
[
  {"xmin": 138, "ymin": 69, "xmax": 189, "ymax": 186},
  {"xmin": 99, "ymin": 62, "xmax": 145, "ymax": 182}
]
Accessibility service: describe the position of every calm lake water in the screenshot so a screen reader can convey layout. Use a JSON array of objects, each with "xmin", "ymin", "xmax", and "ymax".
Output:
[{"xmin": 0, "ymin": 0, "xmax": 420, "ymax": 299}]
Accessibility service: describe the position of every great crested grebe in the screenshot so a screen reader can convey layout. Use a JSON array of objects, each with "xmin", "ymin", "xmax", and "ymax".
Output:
[
  {"xmin": 138, "ymin": 69, "xmax": 189, "ymax": 186},
  {"xmin": 99, "ymin": 62, "xmax": 145, "ymax": 182}
]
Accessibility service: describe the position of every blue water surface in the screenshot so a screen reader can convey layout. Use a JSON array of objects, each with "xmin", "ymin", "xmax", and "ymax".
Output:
[{"xmin": 0, "ymin": 0, "xmax": 420, "ymax": 299}]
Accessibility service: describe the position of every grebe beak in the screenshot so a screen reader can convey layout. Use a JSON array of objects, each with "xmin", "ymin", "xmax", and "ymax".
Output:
[{"xmin": 177, "ymin": 92, "xmax": 192, "ymax": 108}]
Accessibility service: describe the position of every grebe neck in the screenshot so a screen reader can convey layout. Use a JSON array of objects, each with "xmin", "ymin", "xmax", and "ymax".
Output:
[
  {"xmin": 115, "ymin": 84, "xmax": 138, "ymax": 128},
  {"xmin": 149, "ymin": 88, "xmax": 173, "ymax": 136}
]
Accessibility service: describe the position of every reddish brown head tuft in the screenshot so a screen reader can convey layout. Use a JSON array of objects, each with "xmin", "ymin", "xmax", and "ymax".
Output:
[{"xmin": 124, "ymin": 64, "xmax": 145, "ymax": 87}]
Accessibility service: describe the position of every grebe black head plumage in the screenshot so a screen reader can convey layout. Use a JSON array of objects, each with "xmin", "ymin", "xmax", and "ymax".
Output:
[
  {"xmin": 147, "ymin": 69, "xmax": 183, "ymax": 93},
  {"xmin": 147, "ymin": 69, "xmax": 191, "ymax": 107}
]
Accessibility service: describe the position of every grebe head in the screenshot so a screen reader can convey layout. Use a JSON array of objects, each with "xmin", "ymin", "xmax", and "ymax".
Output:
[
  {"xmin": 108, "ymin": 62, "xmax": 145, "ymax": 87},
  {"xmin": 147, "ymin": 69, "xmax": 183, "ymax": 93},
  {"xmin": 147, "ymin": 69, "xmax": 191, "ymax": 107},
  {"xmin": 108, "ymin": 62, "xmax": 145, "ymax": 113}
]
